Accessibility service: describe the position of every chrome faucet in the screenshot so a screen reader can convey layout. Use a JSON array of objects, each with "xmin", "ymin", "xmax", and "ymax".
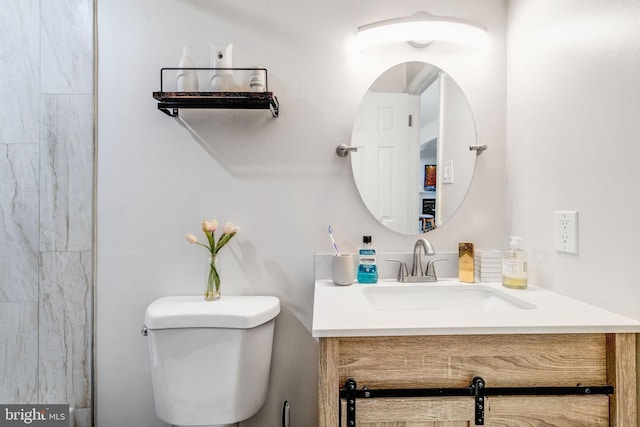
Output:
[
  {"xmin": 386, "ymin": 238, "xmax": 444, "ymax": 282},
  {"xmin": 411, "ymin": 238, "xmax": 436, "ymax": 276}
]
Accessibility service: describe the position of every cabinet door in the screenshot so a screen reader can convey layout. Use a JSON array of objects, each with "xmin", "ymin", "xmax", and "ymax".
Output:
[
  {"xmin": 339, "ymin": 395, "xmax": 609, "ymax": 427},
  {"xmin": 486, "ymin": 395, "xmax": 609, "ymax": 426},
  {"xmin": 340, "ymin": 397, "xmax": 475, "ymax": 427}
]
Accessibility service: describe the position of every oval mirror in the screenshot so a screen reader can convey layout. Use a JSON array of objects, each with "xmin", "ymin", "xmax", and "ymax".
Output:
[{"xmin": 350, "ymin": 61, "xmax": 478, "ymax": 235}]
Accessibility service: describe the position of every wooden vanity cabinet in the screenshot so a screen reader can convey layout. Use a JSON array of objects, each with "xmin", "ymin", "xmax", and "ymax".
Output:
[{"xmin": 318, "ymin": 333, "xmax": 637, "ymax": 426}]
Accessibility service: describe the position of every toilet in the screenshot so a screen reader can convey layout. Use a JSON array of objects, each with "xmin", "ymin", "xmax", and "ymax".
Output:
[{"xmin": 143, "ymin": 295, "xmax": 280, "ymax": 427}]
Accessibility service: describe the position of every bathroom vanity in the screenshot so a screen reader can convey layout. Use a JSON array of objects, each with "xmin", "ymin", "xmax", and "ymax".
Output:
[{"xmin": 313, "ymin": 280, "xmax": 640, "ymax": 426}]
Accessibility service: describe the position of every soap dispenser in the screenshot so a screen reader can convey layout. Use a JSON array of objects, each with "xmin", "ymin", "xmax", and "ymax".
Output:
[
  {"xmin": 502, "ymin": 236, "xmax": 527, "ymax": 289},
  {"xmin": 176, "ymin": 46, "xmax": 199, "ymax": 92},
  {"xmin": 357, "ymin": 235, "xmax": 378, "ymax": 284}
]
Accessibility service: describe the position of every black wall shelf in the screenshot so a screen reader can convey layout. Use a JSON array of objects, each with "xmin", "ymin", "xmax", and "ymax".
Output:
[{"xmin": 152, "ymin": 67, "xmax": 279, "ymax": 118}]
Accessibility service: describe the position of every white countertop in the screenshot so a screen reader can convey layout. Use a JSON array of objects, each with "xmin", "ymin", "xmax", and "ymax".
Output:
[{"xmin": 312, "ymin": 279, "xmax": 640, "ymax": 337}]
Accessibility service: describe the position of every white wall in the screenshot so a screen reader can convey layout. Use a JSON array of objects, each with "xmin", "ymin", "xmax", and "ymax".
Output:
[
  {"xmin": 507, "ymin": 0, "xmax": 640, "ymax": 319},
  {"xmin": 96, "ymin": 1, "xmax": 507, "ymax": 425}
]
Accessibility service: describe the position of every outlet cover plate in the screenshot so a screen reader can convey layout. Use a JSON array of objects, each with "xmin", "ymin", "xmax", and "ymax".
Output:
[{"xmin": 555, "ymin": 211, "xmax": 578, "ymax": 254}]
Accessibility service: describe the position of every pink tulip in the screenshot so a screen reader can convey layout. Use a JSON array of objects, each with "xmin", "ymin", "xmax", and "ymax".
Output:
[
  {"xmin": 222, "ymin": 222, "xmax": 240, "ymax": 235},
  {"xmin": 201, "ymin": 219, "xmax": 218, "ymax": 232}
]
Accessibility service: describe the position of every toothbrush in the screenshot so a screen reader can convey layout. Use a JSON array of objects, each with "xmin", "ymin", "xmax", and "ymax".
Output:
[{"xmin": 328, "ymin": 226, "xmax": 341, "ymax": 255}]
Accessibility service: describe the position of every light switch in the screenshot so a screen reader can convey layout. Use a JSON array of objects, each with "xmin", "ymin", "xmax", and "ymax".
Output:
[{"xmin": 442, "ymin": 160, "xmax": 453, "ymax": 184}]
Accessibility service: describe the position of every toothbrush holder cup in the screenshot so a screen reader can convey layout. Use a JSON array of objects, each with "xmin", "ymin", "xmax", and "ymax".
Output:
[{"xmin": 332, "ymin": 254, "xmax": 354, "ymax": 286}]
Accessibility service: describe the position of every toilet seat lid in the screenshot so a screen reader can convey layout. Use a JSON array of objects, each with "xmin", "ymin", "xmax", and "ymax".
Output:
[{"xmin": 145, "ymin": 295, "xmax": 280, "ymax": 330}]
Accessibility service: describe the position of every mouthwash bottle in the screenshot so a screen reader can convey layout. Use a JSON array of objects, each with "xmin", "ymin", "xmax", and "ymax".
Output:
[{"xmin": 357, "ymin": 235, "xmax": 378, "ymax": 284}]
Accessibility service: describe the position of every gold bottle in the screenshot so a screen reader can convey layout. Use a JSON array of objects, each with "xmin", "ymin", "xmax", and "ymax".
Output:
[{"xmin": 458, "ymin": 242, "xmax": 475, "ymax": 283}]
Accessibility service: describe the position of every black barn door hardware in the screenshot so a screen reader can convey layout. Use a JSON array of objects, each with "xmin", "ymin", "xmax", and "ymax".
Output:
[{"xmin": 340, "ymin": 377, "xmax": 613, "ymax": 426}]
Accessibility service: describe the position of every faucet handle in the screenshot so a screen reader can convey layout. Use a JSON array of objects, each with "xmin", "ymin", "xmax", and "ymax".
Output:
[
  {"xmin": 385, "ymin": 259, "xmax": 409, "ymax": 282},
  {"xmin": 425, "ymin": 258, "xmax": 446, "ymax": 281}
]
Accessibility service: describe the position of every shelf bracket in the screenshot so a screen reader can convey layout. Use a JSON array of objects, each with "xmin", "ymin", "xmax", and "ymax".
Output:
[
  {"xmin": 269, "ymin": 96, "xmax": 280, "ymax": 118},
  {"xmin": 158, "ymin": 106, "xmax": 179, "ymax": 117}
]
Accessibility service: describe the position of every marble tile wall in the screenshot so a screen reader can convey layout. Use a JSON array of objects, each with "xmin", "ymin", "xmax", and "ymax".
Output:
[
  {"xmin": 0, "ymin": 0, "xmax": 40, "ymax": 145},
  {"xmin": 0, "ymin": 0, "xmax": 94, "ymax": 425}
]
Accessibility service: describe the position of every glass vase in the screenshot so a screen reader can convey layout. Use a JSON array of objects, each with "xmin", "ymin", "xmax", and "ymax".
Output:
[{"xmin": 205, "ymin": 255, "xmax": 221, "ymax": 301}]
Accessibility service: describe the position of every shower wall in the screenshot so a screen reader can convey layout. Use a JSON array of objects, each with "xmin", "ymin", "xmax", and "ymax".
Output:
[{"xmin": 0, "ymin": 0, "xmax": 94, "ymax": 426}]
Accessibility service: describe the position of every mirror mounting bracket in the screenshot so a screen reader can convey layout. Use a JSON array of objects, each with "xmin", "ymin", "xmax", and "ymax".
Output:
[
  {"xmin": 469, "ymin": 144, "xmax": 488, "ymax": 155},
  {"xmin": 336, "ymin": 144, "xmax": 358, "ymax": 157}
]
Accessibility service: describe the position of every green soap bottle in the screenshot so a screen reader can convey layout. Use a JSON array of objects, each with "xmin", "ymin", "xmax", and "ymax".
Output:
[{"xmin": 357, "ymin": 235, "xmax": 378, "ymax": 284}]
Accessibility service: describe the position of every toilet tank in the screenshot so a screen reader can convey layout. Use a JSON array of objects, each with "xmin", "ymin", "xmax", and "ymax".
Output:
[{"xmin": 144, "ymin": 295, "xmax": 280, "ymax": 426}]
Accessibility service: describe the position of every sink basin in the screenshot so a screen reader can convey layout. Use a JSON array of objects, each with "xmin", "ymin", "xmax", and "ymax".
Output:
[{"xmin": 363, "ymin": 284, "xmax": 536, "ymax": 311}]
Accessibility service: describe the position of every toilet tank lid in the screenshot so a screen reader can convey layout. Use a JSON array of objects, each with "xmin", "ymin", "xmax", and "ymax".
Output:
[{"xmin": 144, "ymin": 295, "xmax": 280, "ymax": 330}]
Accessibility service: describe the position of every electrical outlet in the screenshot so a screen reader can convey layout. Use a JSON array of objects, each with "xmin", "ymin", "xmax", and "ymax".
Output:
[{"xmin": 555, "ymin": 211, "xmax": 578, "ymax": 254}]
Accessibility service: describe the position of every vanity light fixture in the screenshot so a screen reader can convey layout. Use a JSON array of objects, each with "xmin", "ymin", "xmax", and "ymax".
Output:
[{"xmin": 357, "ymin": 12, "xmax": 488, "ymax": 49}]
